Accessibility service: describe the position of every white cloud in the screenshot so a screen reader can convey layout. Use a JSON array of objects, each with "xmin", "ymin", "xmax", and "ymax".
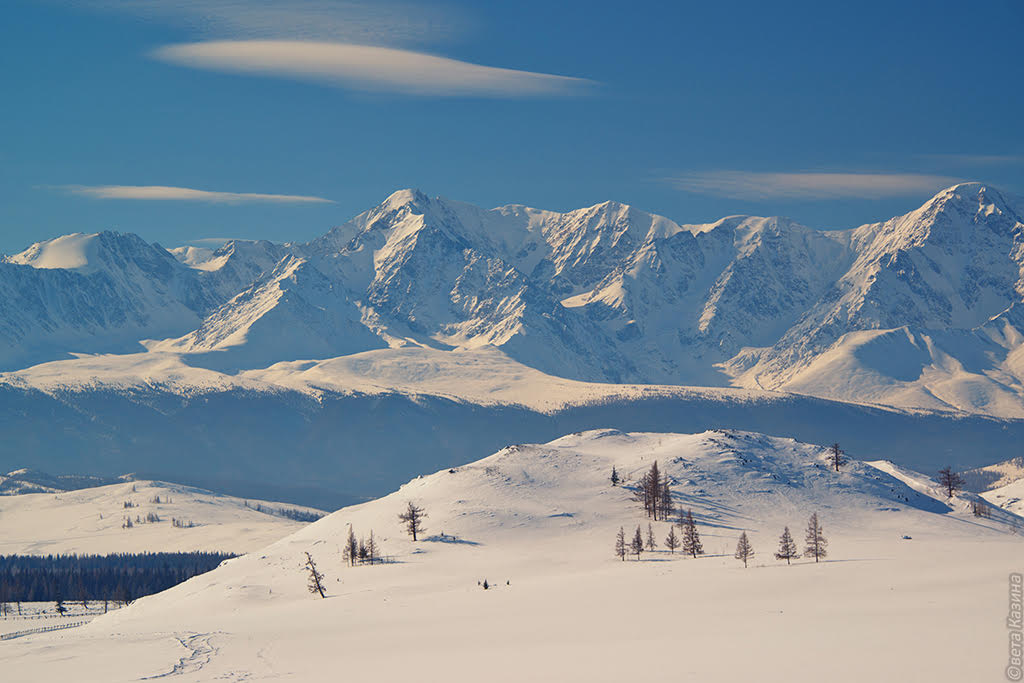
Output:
[
  {"xmin": 63, "ymin": 185, "xmax": 334, "ymax": 204},
  {"xmin": 68, "ymin": 0, "xmax": 465, "ymax": 46},
  {"xmin": 665, "ymin": 171, "xmax": 963, "ymax": 200},
  {"xmin": 917, "ymin": 153, "xmax": 1024, "ymax": 166},
  {"xmin": 151, "ymin": 40, "xmax": 596, "ymax": 97}
]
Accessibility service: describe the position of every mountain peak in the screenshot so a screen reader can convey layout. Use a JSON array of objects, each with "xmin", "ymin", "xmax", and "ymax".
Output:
[
  {"xmin": 5, "ymin": 231, "xmax": 173, "ymax": 274},
  {"xmin": 380, "ymin": 188, "xmax": 431, "ymax": 212},
  {"xmin": 919, "ymin": 182, "xmax": 1020, "ymax": 219}
]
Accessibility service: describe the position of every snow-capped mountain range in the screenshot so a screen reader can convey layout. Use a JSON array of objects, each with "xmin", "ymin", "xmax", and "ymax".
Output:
[
  {"xmin": 4, "ymin": 183, "xmax": 1024, "ymax": 505},
  {"xmin": 4, "ymin": 183, "xmax": 1024, "ymax": 417}
]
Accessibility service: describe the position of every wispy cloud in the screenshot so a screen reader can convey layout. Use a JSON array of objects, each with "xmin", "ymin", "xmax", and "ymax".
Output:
[
  {"xmin": 917, "ymin": 153, "xmax": 1024, "ymax": 166},
  {"xmin": 664, "ymin": 171, "xmax": 963, "ymax": 200},
  {"xmin": 151, "ymin": 40, "xmax": 596, "ymax": 97},
  {"xmin": 62, "ymin": 185, "xmax": 334, "ymax": 204},
  {"xmin": 68, "ymin": 0, "xmax": 466, "ymax": 46}
]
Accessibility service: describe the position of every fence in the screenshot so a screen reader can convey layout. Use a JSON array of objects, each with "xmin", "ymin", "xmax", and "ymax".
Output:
[{"xmin": 0, "ymin": 620, "xmax": 89, "ymax": 641}]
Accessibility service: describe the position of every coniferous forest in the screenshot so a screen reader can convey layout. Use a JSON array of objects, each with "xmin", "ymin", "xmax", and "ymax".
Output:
[{"xmin": 0, "ymin": 552, "xmax": 236, "ymax": 604}]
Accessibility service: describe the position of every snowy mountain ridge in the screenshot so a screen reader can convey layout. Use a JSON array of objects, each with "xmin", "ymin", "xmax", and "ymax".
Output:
[{"xmin": 3, "ymin": 183, "xmax": 1024, "ymax": 418}]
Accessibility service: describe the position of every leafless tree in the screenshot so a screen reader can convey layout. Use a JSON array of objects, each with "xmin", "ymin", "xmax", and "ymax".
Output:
[
  {"xmin": 734, "ymin": 532, "xmax": 754, "ymax": 568},
  {"xmin": 366, "ymin": 530, "xmax": 379, "ymax": 564},
  {"xmin": 631, "ymin": 525, "xmax": 644, "ymax": 560},
  {"xmin": 342, "ymin": 525, "xmax": 358, "ymax": 567},
  {"xmin": 398, "ymin": 501, "xmax": 427, "ymax": 541},
  {"xmin": 680, "ymin": 509, "xmax": 704, "ymax": 558},
  {"xmin": 803, "ymin": 513, "xmax": 828, "ymax": 562},
  {"xmin": 664, "ymin": 525, "xmax": 680, "ymax": 554},
  {"xmin": 937, "ymin": 467, "xmax": 964, "ymax": 498},
  {"xmin": 635, "ymin": 462, "xmax": 667, "ymax": 520},
  {"xmin": 774, "ymin": 526, "xmax": 799, "ymax": 564},
  {"xmin": 645, "ymin": 523, "xmax": 657, "ymax": 551},
  {"xmin": 615, "ymin": 526, "xmax": 627, "ymax": 561},
  {"xmin": 304, "ymin": 552, "xmax": 326, "ymax": 598},
  {"xmin": 827, "ymin": 443, "xmax": 847, "ymax": 472}
]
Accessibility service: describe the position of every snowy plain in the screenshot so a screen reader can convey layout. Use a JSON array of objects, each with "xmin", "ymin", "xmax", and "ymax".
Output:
[{"xmin": 3, "ymin": 429, "xmax": 1020, "ymax": 682}]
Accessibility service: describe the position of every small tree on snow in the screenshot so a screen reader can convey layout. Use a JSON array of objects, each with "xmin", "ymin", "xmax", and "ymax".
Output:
[
  {"xmin": 304, "ymin": 552, "xmax": 326, "ymax": 598},
  {"xmin": 610, "ymin": 466, "xmax": 620, "ymax": 487},
  {"xmin": 645, "ymin": 523, "xmax": 657, "ymax": 551},
  {"xmin": 398, "ymin": 501, "xmax": 427, "ymax": 541},
  {"xmin": 734, "ymin": 531, "xmax": 754, "ymax": 568},
  {"xmin": 774, "ymin": 526, "xmax": 799, "ymax": 565},
  {"xmin": 660, "ymin": 480, "xmax": 674, "ymax": 522},
  {"xmin": 342, "ymin": 526, "xmax": 358, "ymax": 567},
  {"xmin": 827, "ymin": 443, "xmax": 847, "ymax": 472},
  {"xmin": 665, "ymin": 525, "xmax": 680, "ymax": 554},
  {"xmin": 366, "ymin": 530, "xmax": 379, "ymax": 564},
  {"xmin": 680, "ymin": 509, "xmax": 704, "ymax": 558},
  {"xmin": 937, "ymin": 466, "xmax": 964, "ymax": 498},
  {"xmin": 803, "ymin": 513, "xmax": 828, "ymax": 562},
  {"xmin": 615, "ymin": 526, "xmax": 627, "ymax": 561},
  {"xmin": 631, "ymin": 525, "xmax": 644, "ymax": 560}
]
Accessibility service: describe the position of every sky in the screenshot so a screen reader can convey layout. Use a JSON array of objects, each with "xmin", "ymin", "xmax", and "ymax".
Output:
[{"xmin": 2, "ymin": 0, "xmax": 1023, "ymax": 254}]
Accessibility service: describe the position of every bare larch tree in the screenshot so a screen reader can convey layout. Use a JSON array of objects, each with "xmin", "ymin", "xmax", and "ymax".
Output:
[
  {"xmin": 665, "ymin": 525, "xmax": 680, "ymax": 554},
  {"xmin": 827, "ymin": 443, "xmax": 847, "ymax": 472},
  {"xmin": 803, "ymin": 513, "xmax": 828, "ymax": 562},
  {"xmin": 304, "ymin": 552, "xmax": 326, "ymax": 598},
  {"xmin": 631, "ymin": 525, "xmax": 645, "ymax": 560},
  {"xmin": 398, "ymin": 501, "xmax": 427, "ymax": 541},
  {"xmin": 774, "ymin": 526, "xmax": 799, "ymax": 564},
  {"xmin": 734, "ymin": 531, "xmax": 754, "ymax": 568},
  {"xmin": 937, "ymin": 466, "xmax": 964, "ymax": 498},
  {"xmin": 635, "ymin": 462, "xmax": 671, "ymax": 520},
  {"xmin": 342, "ymin": 525, "xmax": 358, "ymax": 567},
  {"xmin": 680, "ymin": 509, "xmax": 704, "ymax": 558}
]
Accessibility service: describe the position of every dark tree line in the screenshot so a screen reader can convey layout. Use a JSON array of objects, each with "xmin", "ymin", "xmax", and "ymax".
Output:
[
  {"xmin": 243, "ymin": 501, "xmax": 325, "ymax": 523},
  {"xmin": 0, "ymin": 552, "xmax": 235, "ymax": 603}
]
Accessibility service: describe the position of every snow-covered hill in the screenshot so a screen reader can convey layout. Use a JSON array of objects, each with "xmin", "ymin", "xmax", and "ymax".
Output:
[
  {"xmin": 3, "ymin": 346, "xmax": 1023, "ymax": 509},
  {"xmin": 3, "ymin": 429, "xmax": 1019, "ymax": 681},
  {"xmin": 0, "ymin": 479, "xmax": 324, "ymax": 556}
]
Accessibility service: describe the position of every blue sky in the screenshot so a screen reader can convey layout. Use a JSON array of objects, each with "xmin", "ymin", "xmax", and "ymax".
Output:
[{"xmin": 3, "ymin": 0, "xmax": 1023, "ymax": 253}]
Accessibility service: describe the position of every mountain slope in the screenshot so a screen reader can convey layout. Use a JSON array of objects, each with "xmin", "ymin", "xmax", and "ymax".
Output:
[
  {"xmin": 3, "ymin": 347, "xmax": 1024, "ymax": 509},
  {"xmin": 2, "ymin": 429, "xmax": 1019, "ymax": 682},
  {"xmin": 5, "ymin": 184, "xmax": 1024, "ymax": 417},
  {"xmin": 728, "ymin": 183, "xmax": 1024, "ymax": 412}
]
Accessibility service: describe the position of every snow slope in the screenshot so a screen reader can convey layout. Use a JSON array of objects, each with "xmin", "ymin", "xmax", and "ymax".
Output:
[
  {"xmin": 0, "ymin": 479, "xmax": 324, "ymax": 556},
  {"xmin": 2, "ymin": 429, "xmax": 1020, "ymax": 682},
  {"xmin": 983, "ymin": 478, "xmax": 1024, "ymax": 516},
  {"xmin": 4, "ymin": 345, "xmax": 1024, "ymax": 509}
]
